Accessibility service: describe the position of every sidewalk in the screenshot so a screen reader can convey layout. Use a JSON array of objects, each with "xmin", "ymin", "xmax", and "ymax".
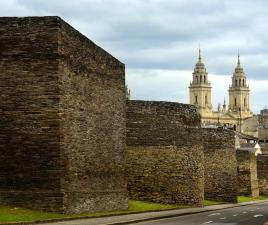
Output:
[
  {"xmin": 36, "ymin": 200, "xmax": 268, "ymax": 225},
  {"xmin": 1, "ymin": 200, "xmax": 267, "ymax": 225}
]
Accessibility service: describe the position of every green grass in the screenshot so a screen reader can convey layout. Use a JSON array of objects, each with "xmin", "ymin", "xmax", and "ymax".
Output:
[
  {"xmin": 0, "ymin": 200, "xmax": 186, "ymax": 223},
  {"xmin": 203, "ymin": 199, "xmax": 225, "ymax": 206},
  {"xmin": 204, "ymin": 196, "xmax": 268, "ymax": 206},
  {"xmin": 0, "ymin": 205, "xmax": 66, "ymax": 223},
  {"xmin": 2, "ymin": 198, "xmax": 267, "ymax": 223},
  {"xmin": 128, "ymin": 200, "xmax": 183, "ymax": 211},
  {"xmin": 237, "ymin": 195, "xmax": 268, "ymax": 203}
]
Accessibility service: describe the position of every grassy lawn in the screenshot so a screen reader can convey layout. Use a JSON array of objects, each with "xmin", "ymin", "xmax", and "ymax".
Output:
[
  {"xmin": 2, "ymin": 197, "xmax": 267, "ymax": 223},
  {"xmin": 0, "ymin": 200, "xmax": 186, "ymax": 223},
  {"xmin": 237, "ymin": 195, "xmax": 268, "ymax": 203},
  {"xmin": 204, "ymin": 196, "xmax": 268, "ymax": 206},
  {"xmin": 203, "ymin": 199, "xmax": 225, "ymax": 206},
  {"xmin": 0, "ymin": 205, "xmax": 66, "ymax": 223}
]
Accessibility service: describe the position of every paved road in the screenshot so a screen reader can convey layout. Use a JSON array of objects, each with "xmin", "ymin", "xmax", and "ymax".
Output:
[{"xmin": 129, "ymin": 201, "xmax": 268, "ymax": 225}]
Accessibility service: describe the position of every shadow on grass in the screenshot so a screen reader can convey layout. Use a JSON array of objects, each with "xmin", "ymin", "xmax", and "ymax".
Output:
[{"xmin": 0, "ymin": 200, "xmax": 189, "ymax": 223}]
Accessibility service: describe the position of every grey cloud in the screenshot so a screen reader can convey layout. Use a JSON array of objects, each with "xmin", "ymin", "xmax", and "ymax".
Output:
[
  {"xmin": 1, "ymin": 0, "xmax": 267, "ymax": 111},
  {"xmin": 1, "ymin": 0, "xmax": 268, "ymax": 80}
]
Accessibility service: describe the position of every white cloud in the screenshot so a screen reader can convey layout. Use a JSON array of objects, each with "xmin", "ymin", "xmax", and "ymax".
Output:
[
  {"xmin": 126, "ymin": 69, "xmax": 268, "ymax": 113},
  {"xmin": 0, "ymin": 0, "xmax": 267, "ymax": 111}
]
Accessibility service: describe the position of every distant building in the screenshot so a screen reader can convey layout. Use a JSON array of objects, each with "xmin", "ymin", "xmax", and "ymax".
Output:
[
  {"xmin": 258, "ymin": 108, "xmax": 268, "ymax": 142},
  {"xmin": 189, "ymin": 49, "xmax": 253, "ymax": 131},
  {"xmin": 242, "ymin": 115, "xmax": 259, "ymax": 137},
  {"xmin": 241, "ymin": 108, "xmax": 268, "ymax": 143},
  {"xmin": 238, "ymin": 143, "xmax": 262, "ymax": 156}
]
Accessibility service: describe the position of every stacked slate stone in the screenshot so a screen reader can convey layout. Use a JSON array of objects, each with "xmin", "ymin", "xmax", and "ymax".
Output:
[{"xmin": 0, "ymin": 16, "xmax": 128, "ymax": 213}]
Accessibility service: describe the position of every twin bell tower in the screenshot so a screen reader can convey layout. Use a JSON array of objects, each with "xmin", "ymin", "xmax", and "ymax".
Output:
[{"xmin": 189, "ymin": 49, "xmax": 252, "ymax": 130}]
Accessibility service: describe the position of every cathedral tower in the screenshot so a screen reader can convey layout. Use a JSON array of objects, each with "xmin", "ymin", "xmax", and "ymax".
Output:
[
  {"xmin": 228, "ymin": 52, "xmax": 252, "ymax": 118},
  {"xmin": 189, "ymin": 49, "xmax": 212, "ymax": 115}
]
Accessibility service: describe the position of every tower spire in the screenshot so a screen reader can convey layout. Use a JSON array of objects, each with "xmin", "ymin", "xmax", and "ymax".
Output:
[
  {"xmin": 198, "ymin": 44, "xmax": 202, "ymax": 61},
  {"xmin": 237, "ymin": 48, "xmax": 241, "ymax": 67},
  {"xmin": 229, "ymin": 49, "xmax": 251, "ymax": 115},
  {"xmin": 189, "ymin": 47, "xmax": 212, "ymax": 113},
  {"xmin": 223, "ymin": 97, "xmax": 227, "ymax": 112}
]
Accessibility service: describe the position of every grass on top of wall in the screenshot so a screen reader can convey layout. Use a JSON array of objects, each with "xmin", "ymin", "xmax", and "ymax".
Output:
[{"xmin": 0, "ymin": 200, "xmax": 187, "ymax": 223}]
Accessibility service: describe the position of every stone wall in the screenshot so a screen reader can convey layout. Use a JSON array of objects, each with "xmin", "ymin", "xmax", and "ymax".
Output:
[
  {"xmin": 201, "ymin": 129, "xmax": 237, "ymax": 202},
  {"xmin": 237, "ymin": 150, "xmax": 259, "ymax": 197},
  {"xmin": 126, "ymin": 100, "xmax": 204, "ymax": 206},
  {"xmin": 257, "ymin": 154, "xmax": 268, "ymax": 195},
  {"xmin": 126, "ymin": 100, "xmax": 237, "ymax": 204},
  {"xmin": 0, "ymin": 16, "xmax": 128, "ymax": 213},
  {"xmin": 185, "ymin": 128, "xmax": 237, "ymax": 203},
  {"xmin": 126, "ymin": 146, "xmax": 204, "ymax": 206},
  {"xmin": 0, "ymin": 16, "xmax": 63, "ymax": 212}
]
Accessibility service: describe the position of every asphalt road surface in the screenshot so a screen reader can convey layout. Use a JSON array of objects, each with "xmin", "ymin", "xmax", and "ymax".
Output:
[{"xmin": 129, "ymin": 201, "xmax": 268, "ymax": 225}]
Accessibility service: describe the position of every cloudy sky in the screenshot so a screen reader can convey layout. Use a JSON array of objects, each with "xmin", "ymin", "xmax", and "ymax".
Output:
[{"xmin": 1, "ymin": 0, "xmax": 268, "ymax": 113}]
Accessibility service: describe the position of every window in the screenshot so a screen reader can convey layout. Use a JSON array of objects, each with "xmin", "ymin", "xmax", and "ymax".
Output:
[
  {"xmin": 234, "ymin": 97, "xmax": 237, "ymax": 106},
  {"xmin": 243, "ymin": 79, "xmax": 245, "ymax": 87},
  {"xmin": 204, "ymin": 76, "xmax": 206, "ymax": 83},
  {"xmin": 205, "ymin": 96, "xmax": 208, "ymax": 104},
  {"xmin": 235, "ymin": 80, "xmax": 237, "ymax": 87},
  {"xmin": 239, "ymin": 79, "xmax": 241, "ymax": 87},
  {"xmin": 244, "ymin": 98, "xmax": 247, "ymax": 106},
  {"xmin": 200, "ymin": 76, "xmax": 202, "ymax": 83},
  {"xmin": 195, "ymin": 96, "xmax": 198, "ymax": 104},
  {"xmin": 196, "ymin": 76, "xmax": 198, "ymax": 83}
]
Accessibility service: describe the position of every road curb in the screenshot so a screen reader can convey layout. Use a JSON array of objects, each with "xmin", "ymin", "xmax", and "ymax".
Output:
[
  {"xmin": 1, "ymin": 200, "xmax": 268, "ymax": 225},
  {"xmin": 91, "ymin": 200, "xmax": 268, "ymax": 225}
]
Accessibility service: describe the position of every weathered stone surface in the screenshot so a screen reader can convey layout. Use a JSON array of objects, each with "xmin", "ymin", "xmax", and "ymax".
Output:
[
  {"xmin": 126, "ymin": 100, "xmax": 237, "ymax": 204},
  {"xmin": 200, "ymin": 129, "xmax": 238, "ymax": 203},
  {"xmin": 0, "ymin": 16, "xmax": 128, "ymax": 213},
  {"xmin": 237, "ymin": 150, "xmax": 259, "ymax": 197},
  {"xmin": 183, "ymin": 128, "xmax": 238, "ymax": 203},
  {"xmin": 126, "ymin": 100, "xmax": 204, "ymax": 206},
  {"xmin": 257, "ymin": 154, "xmax": 268, "ymax": 195},
  {"xmin": 125, "ymin": 146, "xmax": 204, "ymax": 206}
]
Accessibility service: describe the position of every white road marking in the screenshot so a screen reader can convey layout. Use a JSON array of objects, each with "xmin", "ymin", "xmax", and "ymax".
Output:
[
  {"xmin": 250, "ymin": 209, "xmax": 255, "ymax": 212},
  {"xmin": 233, "ymin": 214, "xmax": 238, "ymax": 216},
  {"xmin": 208, "ymin": 213, "xmax": 220, "ymax": 217},
  {"xmin": 220, "ymin": 217, "xmax": 226, "ymax": 219},
  {"xmin": 253, "ymin": 214, "xmax": 264, "ymax": 218},
  {"xmin": 202, "ymin": 221, "xmax": 213, "ymax": 224},
  {"xmin": 257, "ymin": 207, "xmax": 260, "ymax": 209},
  {"xmin": 242, "ymin": 211, "xmax": 247, "ymax": 214}
]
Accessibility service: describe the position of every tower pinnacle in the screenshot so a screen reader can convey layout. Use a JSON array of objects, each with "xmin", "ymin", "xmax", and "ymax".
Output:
[
  {"xmin": 189, "ymin": 48, "xmax": 212, "ymax": 113},
  {"xmin": 229, "ymin": 51, "xmax": 251, "ymax": 114},
  {"xmin": 198, "ymin": 47, "xmax": 202, "ymax": 61},
  {"xmin": 237, "ymin": 49, "xmax": 241, "ymax": 67}
]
